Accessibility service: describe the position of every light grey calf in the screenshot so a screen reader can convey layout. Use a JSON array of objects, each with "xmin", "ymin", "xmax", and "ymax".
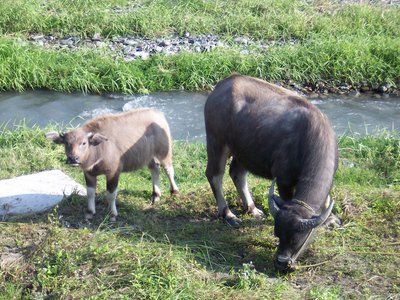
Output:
[{"xmin": 46, "ymin": 108, "xmax": 179, "ymax": 221}]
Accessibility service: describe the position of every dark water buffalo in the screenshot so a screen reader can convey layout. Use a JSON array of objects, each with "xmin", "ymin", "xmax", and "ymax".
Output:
[
  {"xmin": 204, "ymin": 74, "xmax": 338, "ymax": 272},
  {"xmin": 46, "ymin": 108, "xmax": 179, "ymax": 221}
]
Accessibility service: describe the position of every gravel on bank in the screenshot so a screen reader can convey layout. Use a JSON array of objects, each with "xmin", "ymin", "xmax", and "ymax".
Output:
[
  {"xmin": 22, "ymin": 32, "xmax": 399, "ymax": 96},
  {"xmin": 6, "ymin": 0, "xmax": 399, "ymax": 95}
]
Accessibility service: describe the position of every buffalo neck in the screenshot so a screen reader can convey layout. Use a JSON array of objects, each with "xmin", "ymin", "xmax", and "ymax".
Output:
[{"xmin": 293, "ymin": 114, "xmax": 338, "ymax": 213}]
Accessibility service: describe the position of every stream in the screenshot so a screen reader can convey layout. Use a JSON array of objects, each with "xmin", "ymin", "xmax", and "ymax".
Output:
[{"xmin": 0, "ymin": 90, "xmax": 399, "ymax": 141}]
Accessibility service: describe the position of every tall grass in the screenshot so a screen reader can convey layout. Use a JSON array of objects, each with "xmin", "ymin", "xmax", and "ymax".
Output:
[
  {"xmin": 337, "ymin": 132, "xmax": 400, "ymax": 186},
  {"xmin": 0, "ymin": 34, "xmax": 398, "ymax": 93},
  {"xmin": 0, "ymin": 0, "xmax": 398, "ymax": 93},
  {"xmin": 0, "ymin": 0, "xmax": 398, "ymax": 39}
]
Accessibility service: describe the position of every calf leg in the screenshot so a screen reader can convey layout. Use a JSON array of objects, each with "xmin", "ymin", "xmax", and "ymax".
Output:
[
  {"xmin": 229, "ymin": 158, "xmax": 265, "ymax": 219},
  {"xmin": 165, "ymin": 166, "xmax": 179, "ymax": 195},
  {"xmin": 160, "ymin": 159, "xmax": 179, "ymax": 195},
  {"xmin": 106, "ymin": 175, "xmax": 119, "ymax": 222},
  {"xmin": 149, "ymin": 159, "xmax": 162, "ymax": 204},
  {"xmin": 205, "ymin": 138, "xmax": 240, "ymax": 226},
  {"xmin": 84, "ymin": 173, "xmax": 97, "ymax": 220}
]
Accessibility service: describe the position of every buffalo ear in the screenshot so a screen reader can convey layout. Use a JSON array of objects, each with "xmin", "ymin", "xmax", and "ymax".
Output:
[
  {"xmin": 88, "ymin": 132, "xmax": 108, "ymax": 146},
  {"xmin": 45, "ymin": 132, "xmax": 65, "ymax": 144}
]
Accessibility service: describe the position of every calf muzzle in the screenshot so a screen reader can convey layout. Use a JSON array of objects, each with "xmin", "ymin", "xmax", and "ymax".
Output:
[{"xmin": 67, "ymin": 155, "xmax": 80, "ymax": 166}]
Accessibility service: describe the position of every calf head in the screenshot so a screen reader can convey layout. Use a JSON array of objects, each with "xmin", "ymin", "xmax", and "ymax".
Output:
[
  {"xmin": 268, "ymin": 179, "xmax": 334, "ymax": 272},
  {"xmin": 46, "ymin": 130, "xmax": 108, "ymax": 167}
]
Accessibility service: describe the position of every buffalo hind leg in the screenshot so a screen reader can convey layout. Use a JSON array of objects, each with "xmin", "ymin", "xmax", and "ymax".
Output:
[
  {"xmin": 160, "ymin": 157, "xmax": 179, "ymax": 196},
  {"xmin": 106, "ymin": 175, "xmax": 119, "ymax": 222},
  {"xmin": 205, "ymin": 140, "xmax": 241, "ymax": 226},
  {"xmin": 84, "ymin": 172, "xmax": 97, "ymax": 220},
  {"xmin": 149, "ymin": 159, "xmax": 162, "ymax": 204},
  {"xmin": 229, "ymin": 158, "xmax": 265, "ymax": 219}
]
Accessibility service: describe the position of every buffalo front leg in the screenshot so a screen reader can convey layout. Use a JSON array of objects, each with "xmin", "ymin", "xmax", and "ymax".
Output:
[
  {"xmin": 229, "ymin": 158, "xmax": 265, "ymax": 219},
  {"xmin": 205, "ymin": 141, "xmax": 241, "ymax": 226},
  {"xmin": 84, "ymin": 173, "xmax": 97, "ymax": 220},
  {"xmin": 106, "ymin": 175, "xmax": 119, "ymax": 222}
]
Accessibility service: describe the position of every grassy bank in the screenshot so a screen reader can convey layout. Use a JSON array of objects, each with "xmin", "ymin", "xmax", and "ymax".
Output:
[
  {"xmin": 0, "ymin": 0, "xmax": 399, "ymax": 93},
  {"xmin": 0, "ymin": 35, "xmax": 399, "ymax": 94},
  {"xmin": 0, "ymin": 125, "xmax": 399, "ymax": 299},
  {"xmin": 1, "ymin": 0, "xmax": 399, "ymax": 39}
]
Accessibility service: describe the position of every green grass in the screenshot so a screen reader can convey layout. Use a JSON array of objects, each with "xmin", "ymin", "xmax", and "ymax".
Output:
[
  {"xmin": 0, "ymin": 0, "xmax": 399, "ymax": 39},
  {"xmin": 0, "ymin": 125, "xmax": 399, "ymax": 299},
  {"xmin": 0, "ymin": 0, "xmax": 399, "ymax": 93},
  {"xmin": 0, "ymin": 34, "xmax": 398, "ymax": 93}
]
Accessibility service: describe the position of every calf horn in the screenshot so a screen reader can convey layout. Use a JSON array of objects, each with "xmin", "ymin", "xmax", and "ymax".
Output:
[
  {"xmin": 299, "ymin": 196, "xmax": 334, "ymax": 231},
  {"xmin": 268, "ymin": 178, "xmax": 284, "ymax": 219}
]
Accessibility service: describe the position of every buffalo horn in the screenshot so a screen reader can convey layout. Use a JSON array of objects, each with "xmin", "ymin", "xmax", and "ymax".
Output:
[
  {"xmin": 299, "ymin": 196, "xmax": 334, "ymax": 231},
  {"xmin": 268, "ymin": 178, "xmax": 284, "ymax": 219}
]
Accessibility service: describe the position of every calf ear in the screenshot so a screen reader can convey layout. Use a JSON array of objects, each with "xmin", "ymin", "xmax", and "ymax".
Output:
[
  {"xmin": 45, "ymin": 132, "xmax": 64, "ymax": 144},
  {"xmin": 88, "ymin": 132, "xmax": 108, "ymax": 146}
]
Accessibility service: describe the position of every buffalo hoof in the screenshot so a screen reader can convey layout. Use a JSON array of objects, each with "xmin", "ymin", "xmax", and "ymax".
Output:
[
  {"xmin": 249, "ymin": 207, "xmax": 266, "ymax": 219},
  {"xmin": 225, "ymin": 216, "xmax": 242, "ymax": 227},
  {"xmin": 220, "ymin": 207, "xmax": 242, "ymax": 227}
]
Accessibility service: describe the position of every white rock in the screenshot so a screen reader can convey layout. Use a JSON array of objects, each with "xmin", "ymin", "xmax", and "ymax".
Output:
[{"xmin": 0, "ymin": 170, "xmax": 86, "ymax": 216}]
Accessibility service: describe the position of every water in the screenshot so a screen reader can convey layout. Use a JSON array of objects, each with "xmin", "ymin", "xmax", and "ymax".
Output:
[{"xmin": 0, "ymin": 90, "xmax": 399, "ymax": 141}]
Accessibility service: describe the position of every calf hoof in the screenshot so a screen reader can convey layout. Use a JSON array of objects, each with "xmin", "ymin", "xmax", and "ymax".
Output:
[
  {"xmin": 85, "ymin": 211, "xmax": 95, "ymax": 220},
  {"xmin": 170, "ymin": 189, "xmax": 179, "ymax": 196},
  {"xmin": 249, "ymin": 207, "xmax": 266, "ymax": 219},
  {"xmin": 151, "ymin": 193, "xmax": 161, "ymax": 204},
  {"xmin": 110, "ymin": 215, "xmax": 117, "ymax": 222}
]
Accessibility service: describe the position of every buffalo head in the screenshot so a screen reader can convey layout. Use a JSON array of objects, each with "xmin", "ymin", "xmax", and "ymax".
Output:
[
  {"xmin": 268, "ymin": 179, "xmax": 334, "ymax": 272},
  {"xmin": 46, "ymin": 130, "xmax": 108, "ymax": 167}
]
